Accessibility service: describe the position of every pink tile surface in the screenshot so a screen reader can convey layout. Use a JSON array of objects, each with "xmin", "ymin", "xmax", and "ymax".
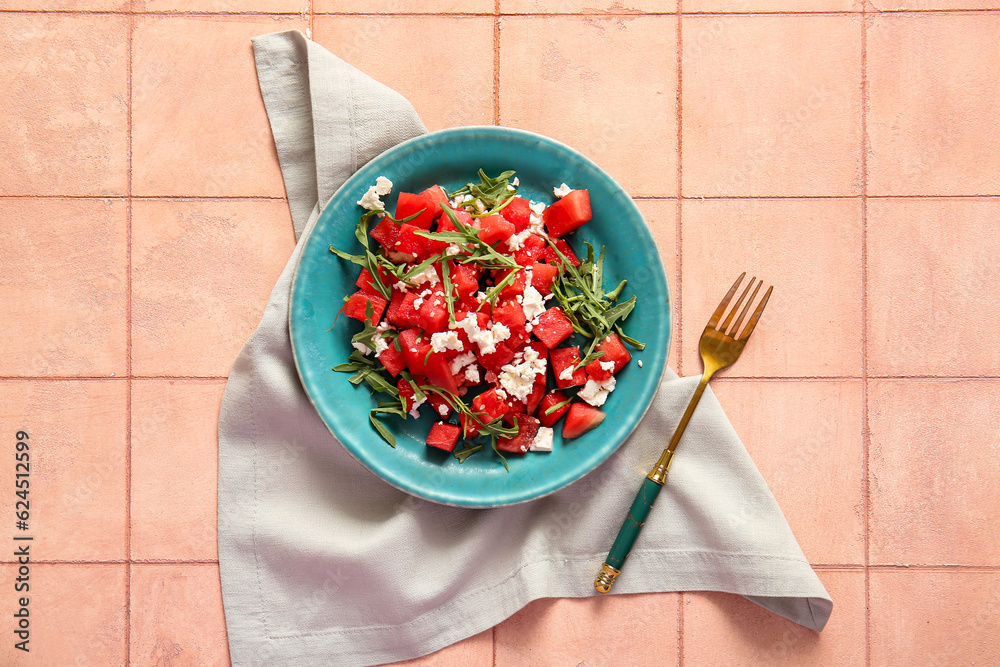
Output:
[
  {"xmin": 867, "ymin": 13, "xmax": 1000, "ymax": 196},
  {"xmin": 495, "ymin": 593, "xmax": 681, "ymax": 665},
  {"xmin": 132, "ymin": 16, "xmax": 305, "ymax": 197},
  {"xmin": 130, "ymin": 564, "xmax": 231, "ymax": 666},
  {"xmin": 131, "ymin": 199, "xmax": 295, "ymax": 377},
  {"xmin": 3, "ymin": 4, "xmax": 999, "ymax": 665},
  {"xmin": 313, "ymin": 16, "xmax": 494, "ymax": 130},
  {"xmin": 681, "ymin": 15, "xmax": 862, "ymax": 197},
  {"xmin": 0, "ymin": 564, "xmax": 127, "ymax": 665},
  {"xmin": 684, "ymin": 570, "xmax": 865, "ymax": 666},
  {"xmin": 0, "ymin": 14, "xmax": 128, "ymax": 196},
  {"xmin": 0, "ymin": 198, "xmax": 128, "ymax": 377},
  {"xmin": 868, "ymin": 379, "xmax": 1000, "ymax": 566},
  {"xmin": 131, "ymin": 380, "xmax": 225, "ymax": 560},
  {"xmin": 0, "ymin": 381, "xmax": 128, "ymax": 561},
  {"xmin": 680, "ymin": 198, "xmax": 863, "ymax": 377},
  {"xmin": 870, "ymin": 570, "xmax": 1000, "ymax": 666},
  {"xmin": 867, "ymin": 197, "xmax": 1000, "ymax": 377},
  {"xmin": 712, "ymin": 379, "xmax": 865, "ymax": 565},
  {"xmin": 499, "ymin": 15, "xmax": 678, "ymax": 197}
]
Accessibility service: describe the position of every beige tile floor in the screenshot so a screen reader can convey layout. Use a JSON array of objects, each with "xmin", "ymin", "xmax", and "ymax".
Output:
[{"xmin": 1, "ymin": 1, "xmax": 999, "ymax": 665}]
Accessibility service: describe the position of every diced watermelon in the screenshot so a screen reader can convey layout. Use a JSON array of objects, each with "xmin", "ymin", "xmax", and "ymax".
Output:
[
  {"xmin": 343, "ymin": 291, "xmax": 387, "ymax": 323},
  {"xmin": 399, "ymin": 328, "xmax": 430, "ymax": 377},
  {"xmin": 386, "ymin": 291, "xmax": 422, "ymax": 329},
  {"xmin": 462, "ymin": 388, "xmax": 509, "ymax": 438},
  {"xmin": 541, "ymin": 238, "xmax": 581, "ymax": 267},
  {"xmin": 437, "ymin": 208, "xmax": 473, "ymax": 233},
  {"xmin": 529, "ymin": 262, "xmax": 559, "ymax": 296},
  {"xmin": 543, "ymin": 189, "xmax": 592, "ymax": 237},
  {"xmin": 478, "ymin": 340, "xmax": 516, "ymax": 373},
  {"xmin": 370, "ymin": 217, "xmax": 400, "ymax": 249},
  {"xmin": 496, "ymin": 268, "xmax": 527, "ymax": 302},
  {"xmin": 562, "ymin": 402, "xmax": 605, "ymax": 439},
  {"xmin": 497, "ymin": 414, "xmax": 540, "ymax": 454},
  {"xmin": 425, "ymin": 353, "xmax": 460, "ymax": 394},
  {"xmin": 397, "ymin": 378, "xmax": 416, "ymax": 413},
  {"xmin": 395, "ymin": 192, "xmax": 437, "ymax": 230},
  {"xmin": 395, "ymin": 223, "xmax": 444, "ymax": 260},
  {"xmin": 475, "ymin": 214, "xmax": 515, "ymax": 246},
  {"xmin": 525, "ymin": 376, "xmax": 547, "ymax": 415},
  {"xmin": 377, "ymin": 342, "xmax": 407, "ymax": 377},
  {"xmin": 549, "ymin": 346, "xmax": 587, "ymax": 389},
  {"xmin": 513, "ymin": 234, "xmax": 546, "ymax": 265},
  {"xmin": 492, "ymin": 299, "xmax": 529, "ymax": 348},
  {"xmin": 427, "ymin": 392, "xmax": 453, "ymax": 419},
  {"xmin": 500, "ymin": 197, "xmax": 531, "ymax": 232},
  {"xmin": 449, "ymin": 262, "xmax": 479, "ymax": 300},
  {"xmin": 420, "ymin": 185, "xmax": 450, "ymax": 213},
  {"xmin": 418, "ymin": 293, "xmax": 450, "ymax": 334},
  {"xmin": 585, "ymin": 332, "xmax": 633, "ymax": 380},
  {"xmin": 426, "ymin": 421, "xmax": 461, "ymax": 452},
  {"xmin": 533, "ymin": 307, "xmax": 574, "ymax": 348},
  {"xmin": 355, "ymin": 266, "xmax": 392, "ymax": 296},
  {"xmin": 538, "ymin": 390, "xmax": 571, "ymax": 427}
]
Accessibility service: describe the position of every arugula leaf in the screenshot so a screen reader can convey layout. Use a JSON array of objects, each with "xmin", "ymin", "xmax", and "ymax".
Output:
[
  {"xmin": 544, "ymin": 396, "xmax": 574, "ymax": 415},
  {"xmin": 453, "ymin": 443, "xmax": 483, "ymax": 463},
  {"xmin": 369, "ymin": 411, "xmax": 397, "ymax": 448}
]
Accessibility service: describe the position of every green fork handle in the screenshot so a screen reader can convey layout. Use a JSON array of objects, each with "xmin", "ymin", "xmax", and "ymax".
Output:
[{"xmin": 594, "ymin": 475, "xmax": 666, "ymax": 592}]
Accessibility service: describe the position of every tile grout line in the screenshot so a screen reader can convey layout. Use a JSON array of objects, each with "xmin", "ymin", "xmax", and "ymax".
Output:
[
  {"xmin": 860, "ymin": 5, "xmax": 871, "ymax": 667},
  {"xmin": 4, "ymin": 8, "xmax": 1000, "ymax": 16},
  {"xmin": 493, "ymin": 0, "xmax": 501, "ymax": 126},
  {"xmin": 675, "ymin": 3, "xmax": 685, "ymax": 665},
  {"xmin": 125, "ymin": 3, "xmax": 135, "ymax": 664}
]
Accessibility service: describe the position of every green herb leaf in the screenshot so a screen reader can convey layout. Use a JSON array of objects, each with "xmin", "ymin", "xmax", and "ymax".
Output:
[
  {"xmin": 369, "ymin": 411, "xmax": 397, "ymax": 448},
  {"xmin": 453, "ymin": 443, "xmax": 483, "ymax": 463},
  {"xmin": 544, "ymin": 396, "xmax": 574, "ymax": 415}
]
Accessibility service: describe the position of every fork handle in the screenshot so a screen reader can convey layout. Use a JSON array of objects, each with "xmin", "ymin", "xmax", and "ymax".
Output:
[{"xmin": 594, "ymin": 475, "xmax": 666, "ymax": 593}]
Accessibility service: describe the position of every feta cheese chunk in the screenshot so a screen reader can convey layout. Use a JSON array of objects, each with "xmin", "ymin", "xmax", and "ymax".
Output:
[
  {"xmin": 578, "ymin": 376, "xmax": 617, "ymax": 407},
  {"xmin": 357, "ymin": 176, "xmax": 393, "ymax": 210},
  {"xmin": 410, "ymin": 265, "xmax": 439, "ymax": 286},
  {"xmin": 352, "ymin": 341, "xmax": 371, "ymax": 356},
  {"xmin": 558, "ymin": 365, "xmax": 575, "ymax": 381},
  {"xmin": 553, "ymin": 183, "xmax": 572, "ymax": 198},
  {"xmin": 529, "ymin": 426, "xmax": 554, "ymax": 452},
  {"xmin": 430, "ymin": 331, "xmax": 463, "ymax": 353},
  {"xmin": 449, "ymin": 351, "xmax": 477, "ymax": 375},
  {"xmin": 452, "ymin": 315, "xmax": 510, "ymax": 356},
  {"xmin": 599, "ymin": 360, "xmax": 615, "ymax": 373},
  {"xmin": 520, "ymin": 285, "xmax": 546, "ymax": 322},
  {"xmin": 529, "ymin": 201, "xmax": 546, "ymax": 217},
  {"xmin": 464, "ymin": 365, "xmax": 481, "ymax": 384},
  {"xmin": 638, "ymin": 360, "xmax": 643, "ymax": 368},
  {"xmin": 407, "ymin": 394, "xmax": 426, "ymax": 419},
  {"xmin": 498, "ymin": 347, "xmax": 547, "ymax": 402}
]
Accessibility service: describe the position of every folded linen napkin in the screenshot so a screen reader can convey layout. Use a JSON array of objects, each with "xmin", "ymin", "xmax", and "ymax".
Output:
[{"xmin": 218, "ymin": 29, "xmax": 832, "ymax": 667}]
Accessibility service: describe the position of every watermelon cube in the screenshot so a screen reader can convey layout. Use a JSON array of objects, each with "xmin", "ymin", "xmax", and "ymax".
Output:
[
  {"xmin": 377, "ymin": 343, "xmax": 407, "ymax": 377},
  {"xmin": 549, "ymin": 346, "xmax": 587, "ymax": 389},
  {"xmin": 370, "ymin": 217, "xmax": 400, "ymax": 249},
  {"xmin": 533, "ymin": 307, "xmax": 574, "ymax": 348},
  {"xmin": 475, "ymin": 214, "xmax": 515, "ymax": 246},
  {"xmin": 542, "ymin": 189, "xmax": 592, "ymax": 237},
  {"xmin": 496, "ymin": 414, "xmax": 540, "ymax": 454},
  {"xmin": 529, "ymin": 262, "xmax": 559, "ymax": 296},
  {"xmin": 513, "ymin": 234, "xmax": 546, "ymax": 265},
  {"xmin": 585, "ymin": 332, "xmax": 633, "ymax": 380},
  {"xmin": 500, "ymin": 197, "xmax": 531, "ymax": 232},
  {"xmin": 562, "ymin": 402, "xmax": 605, "ymax": 439},
  {"xmin": 538, "ymin": 390, "xmax": 571, "ymax": 427},
  {"xmin": 344, "ymin": 291, "xmax": 387, "ymax": 323},
  {"xmin": 395, "ymin": 191, "xmax": 437, "ymax": 230},
  {"xmin": 426, "ymin": 421, "xmax": 461, "ymax": 452},
  {"xmin": 386, "ymin": 291, "xmax": 422, "ymax": 329}
]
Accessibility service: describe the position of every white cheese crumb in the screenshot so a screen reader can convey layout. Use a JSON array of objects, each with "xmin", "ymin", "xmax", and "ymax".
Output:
[
  {"xmin": 374, "ymin": 335, "xmax": 390, "ymax": 356},
  {"xmin": 453, "ymin": 315, "xmax": 510, "ymax": 356},
  {"xmin": 529, "ymin": 426, "xmax": 554, "ymax": 452},
  {"xmin": 529, "ymin": 201, "xmax": 546, "ymax": 217},
  {"xmin": 430, "ymin": 331, "xmax": 463, "ymax": 353},
  {"xmin": 520, "ymin": 285, "xmax": 546, "ymax": 322},
  {"xmin": 393, "ymin": 281, "xmax": 409, "ymax": 292},
  {"xmin": 445, "ymin": 244, "xmax": 461, "ymax": 256},
  {"xmin": 357, "ymin": 176, "xmax": 393, "ymax": 210},
  {"xmin": 638, "ymin": 360, "xmax": 643, "ymax": 368},
  {"xmin": 558, "ymin": 366, "xmax": 575, "ymax": 381},
  {"xmin": 410, "ymin": 265, "xmax": 439, "ymax": 286},
  {"xmin": 412, "ymin": 297, "xmax": 424, "ymax": 309},
  {"xmin": 600, "ymin": 360, "xmax": 615, "ymax": 372},
  {"xmin": 507, "ymin": 183, "xmax": 516, "ymax": 192},
  {"xmin": 449, "ymin": 351, "xmax": 476, "ymax": 374},
  {"xmin": 437, "ymin": 404, "xmax": 449, "ymax": 417},
  {"xmin": 506, "ymin": 228, "xmax": 532, "ymax": 251},
  {"xmin": 578, "ymin": 376, "xmax": 617, "ymax": 407},
  {"xmin": 512, "ymin": 177, "xmax": 520, "ymax": 186},
  {"xmin": 553, "ymin": 183, "xmax": 572, "ymax": 198},
  {"xmin": 495, "ymin": 388, "xmax": 508, "ymax": 400},
  {"xmin": 352, "ymin": 341, "xmax": 371, "ymax": 356},
  {"xmin": 473, "ymin": 199, "xmax": 486, "ymax": 212},
  {"xmin": 498, "ymin": 347, "xmax": 547, "ymax": 402},
  {"xmin": 464, "ymin": 365, "xmax": 481, "ymax": 384}
]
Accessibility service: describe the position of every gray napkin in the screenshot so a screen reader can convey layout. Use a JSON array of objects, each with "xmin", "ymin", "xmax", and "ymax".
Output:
[{"xmin": 218, "ymin": 30, "xmax": 832, "ymax": 667}]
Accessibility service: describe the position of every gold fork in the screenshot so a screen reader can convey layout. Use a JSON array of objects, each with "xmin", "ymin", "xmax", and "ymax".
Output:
[{"xmin": 594, "ymin": 272, "xmax": 773, "ymax": 593}]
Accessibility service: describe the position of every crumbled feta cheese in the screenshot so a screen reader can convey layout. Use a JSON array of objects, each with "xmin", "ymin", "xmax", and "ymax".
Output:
[
  {"xmin": 578, "ymin": 376, "xmax": 617, "ymax": 407},
  {"xmin": 512, "ymin": 177, "xmax": 520, "ymax": 187},
  {"xmin": 452, "ymin": 315, "xmax": 510, "ymax": 356},
  {"xmin": 464, "ymin": 365, "xmax": 480, "ymax": 384},
  {"xmin": 437, "ymin": 403, "xmax": 449, "ymax": 417},
  {"xmin": 374, "ymin": 334, "xmax": 390, "ymax": 356},
  {"xmin": 553, "ymin": 183, "xmax": 572, "ymax": 198},
  {"xmin": 529, "ymin": 201, "xmax": 546, "ymax": 217},
  {"xmin": 449, "ymin": 351, "xmax": 476, "ymax": 374},
  {"xmin": 529, "ymin": 426, "xmax": 554, "ymax": 452},
  {"xmin": 393, "ymin": 281, "xmax": 409, "ymax": 292},
  {"xmin": 600, "ymin": 360, "xmax": 615, "ymax": 372},
  {"xmin": 506, "ymin": 228, "xmax": 532, "ymax": 251},
  {"xmin": 638, "ymin": 360, "xmax": 643, "ymax": 368},
  {"xmin": 498, "ymin": 346, "xmax": 547, "ymax": 402},
  {"xmin": 558, "ymin": 366, "xmax": 575, "ymax": 381},
  {"xmin": 352, "ymin": 341, "xmax": 371, "ymax": 356},
  {"xmin": 473, "ymin": 199, "xmax": 486, "ymax": 212},
  {"xmin": 430, "ymin": 331, "xmax": 463, "ymax": 353},
  {"xmin": 507, "ymin": 183, "xmax": 516, "ymax": 192},
  {"xmin": 357, "ymin": 176, "xmax": 393, "ymax": 210},
  {"xmin": 410, "ymin": 265, "xmax": 439, "ymax": 286},
  {"xmin": 407, "ymin": 394, "xmax": 426, "ymax": 419},
  {"xmin": 495, "ymin": 388, "xmax": 508, "ymax": 400},
  {"xmin": 445, "ymin": 244, "xmax": 461, "ymax": 256},
  {"xmin": 412, "ymin": 297, "xmax": 424, "ymax": 309},
  {"xmin": 520, "ymin": 285, "xmax": 546, "ymax": 322},
  {"xmin": 492, "ymin": 323, "xmax": 511, "ymax": 344}
]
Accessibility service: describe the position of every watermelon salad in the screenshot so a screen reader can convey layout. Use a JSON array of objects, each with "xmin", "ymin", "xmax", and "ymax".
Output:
[{"xmin": 329, "ymin": 169, "xmax": 645, "ymax": 469}]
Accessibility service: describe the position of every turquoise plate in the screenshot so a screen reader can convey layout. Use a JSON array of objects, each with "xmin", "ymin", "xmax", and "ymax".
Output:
[{"xmin": 290, "ymin": 126, "xmax": 670, "ymax": 507}]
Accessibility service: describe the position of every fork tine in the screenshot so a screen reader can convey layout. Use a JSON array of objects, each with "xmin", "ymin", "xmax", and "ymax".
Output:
[
  {"xmin": 728, "ymin": 279, "xmax": 761, "ymax": 336},
  {"xmin": 707, "ymin": 272, "xmax": 745, "ymax": 330},
  {"xmin": 737, "ymin": 284, "xmax": 773, "ymax": 340},
  {"xmin": 720, "ymin": 276, "xmax": 755, "ymax": 335}
]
